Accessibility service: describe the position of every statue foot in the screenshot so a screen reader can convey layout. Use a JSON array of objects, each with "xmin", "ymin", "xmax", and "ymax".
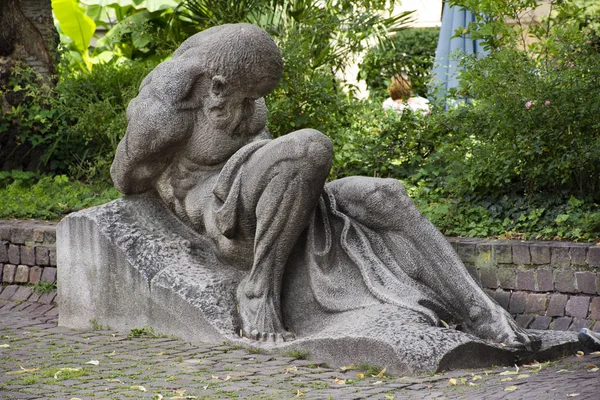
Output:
[
  {"xmin": 464, "ymin": 301, "xmax": 542, "ymax": 351},
  {"xmin": 236, "ymin": 282, "xmax": 295, "ymax": 343}
]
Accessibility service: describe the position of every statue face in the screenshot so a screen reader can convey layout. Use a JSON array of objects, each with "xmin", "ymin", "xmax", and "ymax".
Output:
[{"xmin": 203, "ymin": 75, "xmax": 259, "ymax": 134}]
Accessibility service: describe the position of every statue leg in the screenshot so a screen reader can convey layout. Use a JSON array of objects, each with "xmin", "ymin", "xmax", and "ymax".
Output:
[
  {"xmin": 236, "ymin": 129, "xmax": 332, "ymax": 342},
  {"xmin": 327, "ymin": 177, "xmax": 541, "ymax": 351}
]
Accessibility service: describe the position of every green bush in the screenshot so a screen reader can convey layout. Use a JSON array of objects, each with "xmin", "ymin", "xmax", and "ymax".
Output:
[
  {"xmin": 0, "ymin": 170, "xmax": 119, "ymax": 220},
  {"xmin": 358, "ymin": 27, "xmax": 440, "ymax": 99}
]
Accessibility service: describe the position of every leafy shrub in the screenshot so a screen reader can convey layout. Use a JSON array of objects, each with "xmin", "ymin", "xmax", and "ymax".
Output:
[
  {"xmin": 359, "ymin": 28, "xmax": 440, "ymax": 99},
  {"xmin": 0, "ymin": 170, "xmax": 119, "ymax": 220}
]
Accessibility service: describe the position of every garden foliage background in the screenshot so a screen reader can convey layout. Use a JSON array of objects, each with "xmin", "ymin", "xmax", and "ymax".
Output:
[{"xmin": 1, "ymin": 0, "xmax": 599, "ymax": 242}]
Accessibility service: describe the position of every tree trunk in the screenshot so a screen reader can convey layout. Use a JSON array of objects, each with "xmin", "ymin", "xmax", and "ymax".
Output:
[{"xmin": 0, "ymin": 0, "xmax": 59, "ymax": 170}]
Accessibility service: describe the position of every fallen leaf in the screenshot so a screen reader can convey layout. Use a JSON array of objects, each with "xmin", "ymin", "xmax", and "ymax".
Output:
[
  {"xmin": 166, "ymin": 376, "xmax": 176, "ymax": 381},
  {"xmin": 107, "ymin": 351, "xmax": 116, "ymax": 357},
  {"xmin": 284, "ymin": 366, "xmax": 298, "ymax": 374},
  {"xmin": 130, "ymin": 385, "xmax": 147, "ymax": 392},
  {"xmin": 156, "ymin": 352, "xmax": 165, "ymax": 356},
  {"xmin": 591, "ymin": 351, "xmax": 600, "ymax": 355},
  {"xmin": 468, "ymin": 382, "xmax": 478, "ymax": 387},
  {"xmin": 385, "ymin": 395, "xmax": 395, "ymax": 400},
  {"xmin": 211, "ymin": 375, "xmax": 219, "ymax": 380},
  {"xmin": 7, "ymin": 366, "xmax": 39, "ymax": 375},
  {"xmin": 471, "ymin": 375, "xmax": 482, "ymax": 381},
  {"xmin": 86, "ymin": 360, "xmax": 99, "ymax": 366},
  {"xmin": 499, "ymin": 370, "xmax": 518, "ymax": 375},
  {"xmin": 106, "ymin": 379, "xmax": 123, "ymax": 383},
  {"xmin": 339, "ymin": 364, "xmax": 355, "ymax": 372},
  {"xmin": 576, "ymin": 351, "xmax": 585, "ymax": 357},
  {"xmin": 448, "ymin": 378, "xmax": 458, "ymax": 386},
  {"xmin": 173, "ymin": 390, "xmax": 186, "ymax": 395},
  {"xmin": 153, "ymin": 395, "xmax": 163, "ymax": 400},
  {"xmin": 202, "ymin": 385, "xmax": 208, "ymax": 390},
  {"xmin": 504, "ymin": 386, "xmax": 518, "ymax": 391},
  {"xmin": 376, "ymin": 368, "xmax": 386, "ymax": 378},
  {"xmin": 440, "ymin": 319, "xmax": 450, "ymax": 329},
  {"xmin": 566, "ymin": 394, "xmax": 580, "ymax": 397},
  {"xmin": 296, "ymin": 389, "xmax": 304, "ymax": 397},
  {"xmin": 501, "ymin": 377, "xmax": 513, "ymax": 382},
  {"xmin": 0, "ymin": 344, "xmax": 10, "ymax": 348},
  {"xmin": 514, "ymin": 364, "xmax": 520, "ymax": 373},
  {"xmin": 223, "ymin": 375, "xmax": 231, "ymax": 381},
  {"xmin": 558, "ymin": 369, "xmax": 569, "ymax": 373},
  {"xmin": 70, "ymin": 398, "xmax": 82, "ymax": 400},
  {"xmin": 357, "ymin": 373, "xmax": 365, "ymax": 379},
  {"xmin": 333, "ymin": 378, "xmax": 346, "ymax": 384},
  {"xmin": 589, "ymin": 368, "xmax": 599, "ymax": 372},
  {"xmin": 373, "ymin": 380, "xmax": 383, "ymax": 385},
  {"xmin": 517, "ymin": 374, "xmax": 530, "ymax": 379}
]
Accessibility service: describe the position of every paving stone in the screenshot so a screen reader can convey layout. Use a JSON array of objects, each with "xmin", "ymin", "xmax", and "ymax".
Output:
[
  {"xmin": 493, "ymin": 242, "xmax": 512, "ymax": 264},
  {"xmin": 574, "ymin": 271, "xmax": 597, "ymax": 294},
  {"xmin": 535, "ymin": 268, "xmax": 554, "ymax": 292},
  {"xmin": 479, "ymin": 268, "xmax": 497, "ymax": 288},
  {"xmin": 588, "ymin": 246, "xmax": 600, "ymax": 267},
  {"xmin": 2, "ymin": 263, "xmax": 16, "ymax": 283},
  {"xmin": 0, "ymin": 284, "xmax": 18, "ymax": 300},
  {"xmin": 491, "ymin": 289, "xmax": 511, "ymax": 311},
  {"xmin": 551, "ymin": 316, "xmax": 573, "ymax": 331},
  {"xmin": 14, "ymin": 265, "xmax": 29, "ymax": 283},
  {"xmin": 12, "ymin": 286, "xmax": 33, "ymax": 302},
  {"xmin": 456, "ymin": 242, "xmax": 476, "ymax": 263},
  {"xmin": 515, "ymin": 314, "xmax": 534, "ymax": 328},
  {"xmin": 517, "ymin": 269, "xmax": 535, "ymax": 291},
  {"xmin": 20, "ymin": 246, "xmax": 36, "ymax": 266},
  {"xmin": 525, "ymin": 293, "xmax": 547, "ymax": 314},
  {"xmin": 0, "ymin": 241, "xmax": 8, "ymax": 263},
  {"xmin": 568, "ymin": 318, "xmax": 593, "ymax": 332},
  {"xmin": 29, "ymin": 266, "xmax": 43, "ymax": 284},
  {"xmin": 569, "ymin": 246, "xmax": 588, "ymax": 266},
  {"xmin": 509, "ymin": 291, "xmax": 526, "ymax": 314},
  {"xmin": 32, "ymin": 228, "xmax": 45, "ymax": 243},
  {"xmin": 551, "ymin": 246, "xmax": 571, "ymax": 268},
  {"xmin": 38, "ymin": 291, "xmax": 56, "ymax": 304},
  {"xmin": 554, "ymin": 269, "xmax": 575, "ymax": 293},
  {"xmin": 49, "ymin": 248, "xmax": 57, "ymax": 266},
  {"xmin": 512, "ymin": 244, "xmax": 530, "ymax": 265},
  {"xmin": 40, "ymin": 267, "xmax": 57, "ymax": 284},
  {"xmin": 497, "ymin": 268, "xmax": 516, "ymax": 290},
  {"xmin": 10, "ymin": 226, "xmax": 32, "ymax": 244},
  {"xmin": 546, "ymin": 294, "xmax": 568, "ymax": 317},
  {"xmin": 565, "ymin": 296, "xmax": 590, "ymax": 319},
  {"xmin": 35, "ymin": 247, "xmax": 49, "ymax": 266},
  {"xmin": 8, "ymin": 244, "xmax": 20, "ymax": 265},
  {"xmin": 530, "ymin": 245, "xmax": 550, "ymax": 264},
  {"xmin": 530, "ymin": 316, "xmax": 552, "ymax": 330},
  {"xmin": 589, "ymin": 297, "xmax": 600, "ymax": 321}
]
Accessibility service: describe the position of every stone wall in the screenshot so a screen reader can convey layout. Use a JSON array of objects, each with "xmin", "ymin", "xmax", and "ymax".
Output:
[
  {"xmin": 1, "ymin": 219, "xmax": 599, "ymax": 332},
  {"xmin": 0, "ymin": 220, "xmax": 57, "ymax": 286},
  {"xmin": 447, "ymin": 238, "xmax": 600, "ymax": 332}
]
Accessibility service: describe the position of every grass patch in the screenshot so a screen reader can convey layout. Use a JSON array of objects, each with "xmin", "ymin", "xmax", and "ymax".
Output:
[{"xmin": 30, "ymin": 280, "xmax": 57, "ymax": 294}]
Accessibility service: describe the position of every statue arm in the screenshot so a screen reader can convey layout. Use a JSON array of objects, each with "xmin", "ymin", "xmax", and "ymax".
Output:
[{"xmin": 110, "ymin": 95, "xmax": 194, "ymax": 195}]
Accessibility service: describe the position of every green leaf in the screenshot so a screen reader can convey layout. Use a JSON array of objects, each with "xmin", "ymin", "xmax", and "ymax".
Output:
[{"xmin": 52, "ymin": 0, "xmax": 96, "ymax": 65}]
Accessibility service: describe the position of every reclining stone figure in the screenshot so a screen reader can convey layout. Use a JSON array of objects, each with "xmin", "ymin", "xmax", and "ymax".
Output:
[{"xmin": 110, "ymin": 23, "xmax": 540, "ymax": 350}]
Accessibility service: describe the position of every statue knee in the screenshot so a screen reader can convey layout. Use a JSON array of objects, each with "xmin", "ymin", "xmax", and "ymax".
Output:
[{"xmin": 283, "ymin": 129, "xmax": 333, "ymax": 181}]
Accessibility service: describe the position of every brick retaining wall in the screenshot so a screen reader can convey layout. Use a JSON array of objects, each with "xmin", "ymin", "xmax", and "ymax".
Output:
[{"xmin": 1, "ymin": 219, "xmax": 599, "ymax": 332}]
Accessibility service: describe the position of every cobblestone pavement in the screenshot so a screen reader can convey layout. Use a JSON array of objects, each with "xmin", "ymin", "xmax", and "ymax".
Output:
[{"xmin": 1, "ymin": 298, "xmax": 599, "ymax": 399}]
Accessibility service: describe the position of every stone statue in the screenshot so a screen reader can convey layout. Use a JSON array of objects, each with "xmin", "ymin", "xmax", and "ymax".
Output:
[{"xmin": 109, "ymin": 23, "xmax": 540, "ymax": 351}]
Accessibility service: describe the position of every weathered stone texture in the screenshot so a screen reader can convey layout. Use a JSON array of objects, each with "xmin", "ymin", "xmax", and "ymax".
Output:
[
  {"xmin": 20, "ymin": 245, "xmax": 35, "ymax": 265},
  {"xmin": 40, "ymin": 267, "xmax": 56, "ymax": 284},
  {"xmin": 11, "ymin": 226, "xmax": 32, "ymax": 244},
  {"xmin": 536, "ymin": 269, "xmax": 554, "ymax": 292},
  {"xmin": 7, "ymin": 244, "xmax": 20, "ymax": 265},
  {"xmin": 494, "ymin": 242, "xmax": 512, "ymax": 264},
  {"xmin": 14, "ymin": 265, "xmax": 29, "ymax": 283},
  {"xmin": 29, "ymin": 266, "xmax": 43, "ymax": 284},
  {"xmin": 479, "ymin": 268, "xmax": 497, "ymax": 289},
  {"xmin": 515, "ymin": 314, "xmax": 534, "ymax": 329},
  {"xmin": 525, "ymin": 294, "xmax": 548, "ymax": 314},
  {"xmin": 575, "ymin": 271, "xmax": 597, "ymax": 294},
  {"xmin": 530, "ymin": 316, "xmax": 552, "ymax": 330},
  {"xmin": 0, "ymin": 241, "xmax": 8, "ymax": 263},
  {"xmin": 546, "ymin": 294, "xmax": 568, "ymax": 317},
  {"xmin": 565, "ymin": 296, "xmax": 590, "ymax": 319},
  {"xmin": 48, "ymin": 248, "xmax": 56, "ymax": 266},
  {"xmin": 497, "ymin": 268, "xmax": 517, "ymax": 290},
  {"xmin": 2, "ymin": 264, "xmax": 16, "ymax": 283},
  {"xmin": 509, "ymin": 292, "xmax": 527, "ymax": 314},
  {"xmin": 568, "ymin": 318, "xmax": 592, "ymax": 332},
  {"xmin": 512, "ymin": 244, "xmax": 531, "ymax": 265},
  {"xmin": 589, "ymin": 297, "xmax": 600, "ymax": 321},
  {"xmin": 551, "ymin": 247, "xmax": 571, "ymax": 268},
  {"xmin": 569, "ymin": 246, "xmax": 587, "ymax": 266},
  {"xmin": 588, "ymin": 246, "xmax": 600, "ymax": 267},
  {"xmin": 492, "ymin": 290, "xmax": 511, "ymax": 311},
  {"xmin": 517, "ymin": 269, "xmax": 535, "ymax": 291},
  {"xmin": 456, "ymin": 242, "xmax": 476, "ymax": 263},
  {"xmin": 554, "ymin": 269, "xmax": 575, "ymax": 293},
  {"xmin": 551, "ymin": 317, "xmax": 572, "ymax": 331},
  {"xmin": 35, "ymin": 247, "xmax": 49, "ymax": 266},
  {"xmin": 530, "ymin": 245, "xmax": 550, "ymax": 265}
]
